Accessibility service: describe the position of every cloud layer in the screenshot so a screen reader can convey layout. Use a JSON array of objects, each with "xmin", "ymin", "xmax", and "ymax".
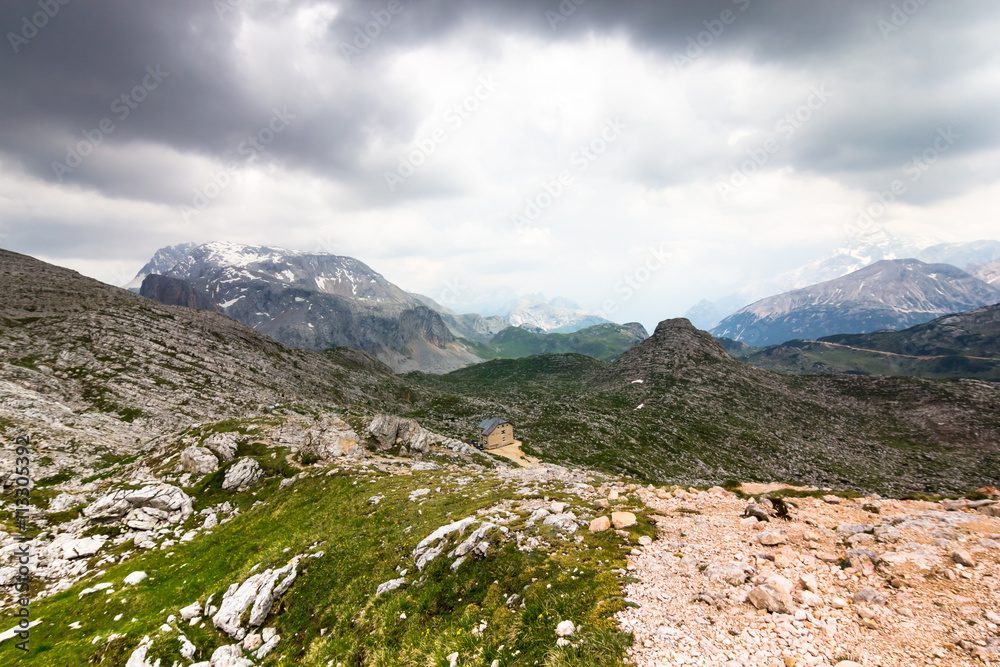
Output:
[{"xmin": 2, "ymin": 0, "xmax": 999, "ymax": 327}]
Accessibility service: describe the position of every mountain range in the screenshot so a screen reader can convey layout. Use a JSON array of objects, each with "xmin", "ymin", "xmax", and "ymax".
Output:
[
  {"xmin": 5, "ymin": 248, "xmax": 1000, "ymax": 497},
  {"xmin": 685, "ymin": 229, "xmax": 1000, "ymax": 330},
  {"xmin": 710, "ymin": 258, "xmax": 1000, "ymax": 346},
  {"xmin": 729, "ymin": 302, "xmax": 1000, "ymax": 381},
  {"xmin": 129, "ymin": 242, "xmax": 625, "ymax": 374}
]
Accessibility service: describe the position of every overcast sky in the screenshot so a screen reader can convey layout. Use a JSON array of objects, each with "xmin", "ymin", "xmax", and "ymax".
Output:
[{"xmin": 2, "ymin": 0, "xmax": 999, "ymax": 327}]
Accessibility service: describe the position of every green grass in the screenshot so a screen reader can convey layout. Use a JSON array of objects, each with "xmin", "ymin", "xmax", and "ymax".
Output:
[{"xmin": 4, "ymin": 467, "xmax": 646, "ymax": 666}]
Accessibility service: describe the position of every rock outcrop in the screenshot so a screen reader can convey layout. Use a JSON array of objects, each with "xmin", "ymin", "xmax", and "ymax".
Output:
[{"xmin": 83, "ymin": 484, "xmax": 194, "ymax": 531}]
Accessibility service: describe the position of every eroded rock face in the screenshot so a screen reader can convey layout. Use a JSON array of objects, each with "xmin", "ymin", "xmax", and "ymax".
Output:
[
  {"xmin": 301, "ymin": 415, "xmax": 364, "ymax": 460},
  {"xmin": 222, "ymin": 458, "xmax": 263, "ymax": 492},
  {"xmin": 212, "ymin": 557, "xmax": 300, "ymax": 639},
  {"xmin": 363, "ymin": 414, "xmax": 476, "ymax": 458},
  {"xmin": 181, "ymin": 446, "xmax": 220, "ymax": 475},
  {"xmin": 83, "ymin": 484, "xmax": 193, "ymax": 531},
  {"xmin": 204, "ymin": 433, "xmax": 239, "ymax": 462}
]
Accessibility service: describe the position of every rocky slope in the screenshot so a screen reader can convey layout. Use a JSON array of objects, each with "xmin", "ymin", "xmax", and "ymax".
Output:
[
  {"xmin": 413, "ymin": 318, "xmax": 1000, "ymax": 495},
  {"xmin": 711, "ymin": 259, "xmax": 1000, "ymax": 346},
  {"xmin": 409, "ymin": 293, "xmax": 511, "ymax": 343},
  {"xmin": 619, "ymin": 483, "xmax": 1000, "ymax": 667},
  {"xmin": 733, "ymin": 303, "xmax": 1000, "ymax": 381},
  {"xmin": 134, "ymin": 242, "xmax": 482, "ymax": 373},
  {"xmin": 504, "ymin": 294, "xmax": 611, "ymax": 333},
  {"xmin": 976, "ymin": 261, "xmax": 1000, "ymax": 286}
]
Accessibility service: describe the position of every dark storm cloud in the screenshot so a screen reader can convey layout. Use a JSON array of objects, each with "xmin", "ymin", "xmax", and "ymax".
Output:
[
  {"xmin": 330, "ymin": 0, "xmax": 894, "ymax": 63},
  {"xmin": 0, "ymin": 0, "xmax": 406, "ymax": 202},
  {"xmin": 2, "ymin": 0, "xmax": 999, "ymax": 208}
]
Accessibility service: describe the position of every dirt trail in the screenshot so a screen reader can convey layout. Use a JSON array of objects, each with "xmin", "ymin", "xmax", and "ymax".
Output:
[{"xmin": 810, "ymin": 340, "xmax": 998, "ymax": 362}]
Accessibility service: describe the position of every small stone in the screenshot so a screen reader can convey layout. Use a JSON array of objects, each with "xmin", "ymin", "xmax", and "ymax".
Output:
[
  {"xmin": 551, "ymin": 501, "xmax": 567, "ymax": 514},
  {"xmin": 589, "ymin": 517, "xmax": 611, "ymax": 533},
  {"xmin": 748, "ymin": 584, "xmax": 796, "ymax": 614},
  {"xmin": 611, "ymin": 512, "xmax": 636, "ymax": 529},
  {"xmin": 758, "ymin": 530, "xmax": 787, "ymax": 546},
  {"xmin": 123, "ymin": 571, "xmax": 148, "ymax": 586},
  {"xmin": 555, "ymin": 620, "xmax": 575, "ymax": 636},
  {"xmin": 637, "ymin": 535, "xmax": 652, "ymax": 546},
  {"xmin": 852, "ymin": 587, "xmax": 886, "ymax": 605},
  {"xmin": 595, "ymin": 499, "xmax": 609, "ymax": 509},
  {"xmin": 952, "ymin": 549, "xmax": 975, "ymax": 567}
]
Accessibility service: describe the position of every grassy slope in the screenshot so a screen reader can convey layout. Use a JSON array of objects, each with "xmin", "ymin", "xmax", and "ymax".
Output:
[
  {"xmin": 462, "ymin": 324, "xmax": 645, "ymax": 363},
  {"xmin": 3, "ymin": 454, "xmax": 653, "ymax": 666},
  {"xmin": 403, "ymin": 330, "xmax": 1000, "ymax": 496},
  {"xmin": 734, "ymin": 303, "xmax": 1000, "ymax": 380},
  {"xmin": 739, "ymin": 340, "xmax": 1000, "ymax": 381}
]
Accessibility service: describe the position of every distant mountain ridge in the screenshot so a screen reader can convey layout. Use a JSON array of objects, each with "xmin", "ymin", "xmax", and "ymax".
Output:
[
  {"xmin": 711, "ymin": 258, "xmax": 1000, "ymax": 346},
  {"xmin": 467, "ymin": 322, "xmax": 648, "ymax": 362},
  {"xmin": 135, "ymin": 241, "xmax": 481, "ymax": 374},
  {"xmin": 685, "ymin": 229, "xmax": 1000, "ymax": 330},
  {"xmin": 731, "ymin": 302, "xmax": 1000, "ymax": 381}
]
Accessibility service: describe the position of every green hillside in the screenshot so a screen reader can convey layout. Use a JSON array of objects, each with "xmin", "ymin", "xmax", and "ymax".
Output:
[
  {"xmin": 463, "ymin": 323, "xmax": 647, "ymax": 363},
  {"xmin": 733, "ymin": 303, "xmax": 1000, "ymax": 381}
]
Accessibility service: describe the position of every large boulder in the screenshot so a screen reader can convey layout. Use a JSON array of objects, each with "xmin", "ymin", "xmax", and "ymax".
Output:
[
  {"xmin": 748, "ymin": 583, "xmax": 795, "ymax": 614},
  {"xmin": 365, "ymin": 414, "xmax": 401, "ymax": 450},
  {"xmin": 213, "ymin": 557, "xmax": 300, "ymax": 638},
  {"xmin": 181, "ymin": 447, "xmax": 220, "ymax": 475},
  {"xmin": 204, "ymin": 433, "xmax": 239, "ymax": 462},
  {"xmin": 222, "ymin": 458, "xmax": 263, "ymax": 492},
  {"xmin": 301, "ymin": 416, "xmax": 364, "ymax": 460},
  {"xmin": 83, "ymin": 484, "xmax": 194, "ymax": 531}
]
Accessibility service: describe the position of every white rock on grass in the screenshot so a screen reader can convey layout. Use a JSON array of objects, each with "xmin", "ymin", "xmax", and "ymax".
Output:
[
  {"xmin": 212, "ymin": 557, "xmax": 300, "ymax": 638},
  {"xmin": 556, "ymin": 620, "xmax": 576, "ymax": 636},
  {"xmin": 210, "ymin": 644, "xmax": 253, "ymax": 667},
  {"xmin": 84, "ymin": 484, "xmax": 193, "ymax": 531},
  {"xmin": 181, "ymin": 446, "xmax": 220, "ymax": 476},
  {"xmin": 125, "ymin": 636, "xmax": 155, "ymax": 667},
  {"xmin": 180, "ymin": 601, "xmax": 202, "ymax": 620},
  {"xmin": 63, "ymin": 537, "xmax": 106, "ymax": 560},
  {"xmin": 376, "ymin": 578, "xmax": 406, "ymax": 596},
  {"xmin": 222, "ymin": 458, "xmax": 264, "ymax": 492},
  {"xmin": 123, "ymin": 571, "xmax": 148, "ymax": 586}
]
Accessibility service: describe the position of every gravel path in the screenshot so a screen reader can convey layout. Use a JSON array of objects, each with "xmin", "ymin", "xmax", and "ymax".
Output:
[{"xmin": 616, "ymin": 487, "xmax": 1000, "ymax": 667}]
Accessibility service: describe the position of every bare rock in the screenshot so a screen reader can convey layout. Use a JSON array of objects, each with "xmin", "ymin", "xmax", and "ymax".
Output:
[
  {"xmin": 748, "ymin": 583, "xmax": 795, "ymax": 614},
  {"xmin": 611, "ymin": 512, "xmax": 637, "ymax": 529},
  {"xmin": 952, "ymin": 549, "xmax": 975, "ymax": 567},
  {"xmin": 222, "ymin": 458, "xmax": 263, "ymax": 492},
  {"xmin": 757, "ymin": 530, "xmax": 787, "ymax": 546},
  {"xmin": 705, "ymin": 563, "xmax": 754, "ymax": 586},
  {"xmin": 204, "ymin": 433, "xmax": 239, "ymax": 462},
  {"xmin": 589, "ymin": 516, "xmax": 611, "ymax": 533},
  {"xmin": 212, "ymin": 557, "xmax": 300, "ymax": 637},
  {"xmin": 181, "ymin": 447, "xmax": 219, "ymax": 475},
  {"xmin": 84, "ymin": 483, "xmax": 194, "ymax": 531}
]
